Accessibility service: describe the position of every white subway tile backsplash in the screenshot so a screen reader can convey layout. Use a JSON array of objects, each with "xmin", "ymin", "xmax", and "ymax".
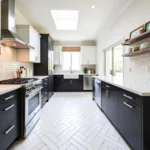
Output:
[
  {"xmin": 0, "ymin": 61, "xmax": 33, "ymax": 81},
  {"xmin": 124, "ymin": 53, "xmax": 150, "ymax": 85},
  {"xmin": 0, "ymin": 45, "xmax": 33, "ymax": 81}
]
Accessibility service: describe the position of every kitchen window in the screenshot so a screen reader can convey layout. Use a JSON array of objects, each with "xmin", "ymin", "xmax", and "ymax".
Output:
[
  {"xmin": 62, "ymin": 47, "xmax": 81, "ymax": 71},
  {"xmin": 105, "ymin": 44, "xmax": 123, "ymax": 78}
]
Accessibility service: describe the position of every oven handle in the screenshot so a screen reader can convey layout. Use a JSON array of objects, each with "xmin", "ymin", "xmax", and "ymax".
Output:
[{"xmin": 26, "ymin": 86, "xmax": 43, "ymax": 100}]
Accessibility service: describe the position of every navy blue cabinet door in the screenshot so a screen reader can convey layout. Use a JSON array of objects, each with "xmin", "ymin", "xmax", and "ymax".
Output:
[{"xmin": 118, "ymin": 93, "xmax": 142, "ymax": 150}]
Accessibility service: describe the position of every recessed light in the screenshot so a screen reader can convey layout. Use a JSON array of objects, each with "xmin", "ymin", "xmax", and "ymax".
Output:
[{"xmin": 91, "ymin": 5, "xmax": 96, "ymax": 9}]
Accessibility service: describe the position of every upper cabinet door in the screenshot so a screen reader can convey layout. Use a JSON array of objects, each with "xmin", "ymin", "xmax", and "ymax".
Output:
[
  {"xmin": 17, "ymin": 25, "xmax": 41, "ymax": 63},
  {"xmin": 53, "ymin": 46, "xmax": 62, "ymax": 65},
  {"xmin": 29, "ymin": 27, "xmax": 41, "ymax": 63},
  {"xmin": 81, "ymin": 46, "xmax": 96, "ymax": 65}
]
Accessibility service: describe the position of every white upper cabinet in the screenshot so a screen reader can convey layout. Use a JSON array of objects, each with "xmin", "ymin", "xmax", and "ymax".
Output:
[
  {"xmin": 17, "ymin": 25, "xmax": 41, "ymax": 63},
  {"xmin": 53, "ymin": 46, "xmax": 62, "ymax": 65},
  {"xmin": 81, "ymin": 46, "xmax": 96, "ymax": 65}
]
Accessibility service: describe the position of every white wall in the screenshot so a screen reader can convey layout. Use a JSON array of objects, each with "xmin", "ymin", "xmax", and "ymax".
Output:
[
  {"xmin": 15, "ymin": 9, "xmax": 30, "ymax": 25},
  {"xmin": 97, "ymin": 0, "xmax": 150, "ymax": 84},
  {"xmin": 54, "ymin": 41, "xmax": 96, "ymax": 46}
]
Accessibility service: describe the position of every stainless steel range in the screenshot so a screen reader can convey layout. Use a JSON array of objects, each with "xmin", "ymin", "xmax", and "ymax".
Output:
[{"xmin": 0, "ymin": 78, "xmax": 43, "ymax": 138}]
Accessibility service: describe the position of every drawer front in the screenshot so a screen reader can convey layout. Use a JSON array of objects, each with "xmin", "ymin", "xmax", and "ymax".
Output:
[
  {"xmin": 121, "ymin": 90, "xmax": 142, "ymax": 106},
  {"xmin": 0, "ymin": 91, "xmax": 17, "ymax": 106},
  {"xmin": 0, "ymin": 101, "xmax": 17, "ymax": 129},
  {"xmin": 0, "ymin": 120, "xmax": 18, "ymax": 150},
  {"xmin": 101, "ymin": 82, "xmax": 112, "ymax": 89},
  {"xmin": 102, "ymin": 82, "xmax": 142, "ymax": 106},
  {"xmin": 118, "ymin": 96, "xmax": 142, "ymax": 150}
]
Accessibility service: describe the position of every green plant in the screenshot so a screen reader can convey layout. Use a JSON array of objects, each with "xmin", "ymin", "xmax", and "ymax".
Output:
[{"xmin": 83, "ymin": 67, "xmax": 88, "ymax": 74}]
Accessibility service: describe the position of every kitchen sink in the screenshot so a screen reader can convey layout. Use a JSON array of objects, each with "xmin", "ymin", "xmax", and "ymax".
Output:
[{"xmin": 63, "ymin": 74, "xmax": 79, "ymax": 79}]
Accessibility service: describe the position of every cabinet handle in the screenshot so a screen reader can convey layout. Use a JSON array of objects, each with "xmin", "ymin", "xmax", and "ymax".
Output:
[
  {"xmin": 123, "ymin": 102, "xmax": 134, "ymax": 109},
  {"xmin": 4, "ymin": 104, "xmax": 15, "ymax": 111},
  {"xmin": 106, "ymin": 90, "xmax": 110, "ymax": 98},
  {"xmin": 123, "ymin": 94, "xmax": 133, "ymax": 100},
  {"xmin": 5, "ymin": 95, "xmax": 14, "ymax": 101},
  {"xmin": 5, "ymin": 125, "xmax": 15, "ymax": 135},
  {"xmin": 105, "ymin": 85, "xmax": 110, "ymax": 88}
]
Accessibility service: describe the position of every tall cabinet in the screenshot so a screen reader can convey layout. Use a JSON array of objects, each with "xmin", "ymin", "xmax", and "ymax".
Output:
[{"xmin": 34, "ymin": 34, "xmax": 54, "ymax": 100}]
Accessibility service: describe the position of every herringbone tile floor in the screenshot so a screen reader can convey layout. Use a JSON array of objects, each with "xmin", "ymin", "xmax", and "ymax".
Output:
[{"xmin": 10, "ymin": 92, "xmax": 131, "ymax": 150}]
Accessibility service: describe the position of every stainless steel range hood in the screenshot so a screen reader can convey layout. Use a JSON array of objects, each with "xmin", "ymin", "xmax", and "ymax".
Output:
[{"xmin": 1, "ymin": 0, "xmax": 34, "ymax": 49}]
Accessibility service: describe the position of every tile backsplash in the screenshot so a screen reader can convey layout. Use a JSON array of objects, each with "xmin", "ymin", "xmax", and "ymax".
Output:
[
  {"xmin": 0, "ymin": 45, "xmax": 33, "ymax": 81},
  {"xmin": 124, "ymin": 52, "xmax": 150, "ymax": 85},
  {"xmin": 0, "ymin": 61, "xmax": 33, "ymax": 81},
  {"xmin": 54, "ymin": 64, "xmax": 96, "ymax": 74}
]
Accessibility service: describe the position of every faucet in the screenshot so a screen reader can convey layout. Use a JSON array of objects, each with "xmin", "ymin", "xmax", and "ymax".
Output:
[{"xmin": 69, "ymin": 66, "xmax": 73, "ymax": 74}]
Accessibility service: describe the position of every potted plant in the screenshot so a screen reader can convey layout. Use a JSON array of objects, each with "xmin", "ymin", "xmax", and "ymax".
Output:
[{"xmin": 83, "ymin": 67, "xmax": 88, "ymax": 74}]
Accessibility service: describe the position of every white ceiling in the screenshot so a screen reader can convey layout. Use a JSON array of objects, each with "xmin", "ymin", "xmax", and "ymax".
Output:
[{"xmin": 16, "ymin": 0, "xmax": 132, "ymax": 41}]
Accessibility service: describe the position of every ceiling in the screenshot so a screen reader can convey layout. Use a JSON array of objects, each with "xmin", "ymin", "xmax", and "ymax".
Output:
[{"xmin": 16, "ymin": 0, "xmax": 132, "ymax": 41}]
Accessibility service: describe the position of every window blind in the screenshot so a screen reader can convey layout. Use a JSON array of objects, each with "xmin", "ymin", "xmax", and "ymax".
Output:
[{"xmin": 62, "ymin": 47, "xmax": 80, "ymax": 52}]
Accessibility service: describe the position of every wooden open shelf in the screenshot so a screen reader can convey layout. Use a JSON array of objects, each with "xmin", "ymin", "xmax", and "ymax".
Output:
[
  {"xmin": 122, "ymin": 31, "xmax": 150, "ymax": 45},
  {"xmin": 122, "ymin": 48, "xmax": 150, "ymax": 57}
]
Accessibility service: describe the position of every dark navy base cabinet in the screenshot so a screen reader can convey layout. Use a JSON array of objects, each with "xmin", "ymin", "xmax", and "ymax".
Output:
[
  {"xmin": 101, "ymin": 81, "xmax": 150, "ymax": 150},
  {"xmin": 54, "ymin": 75, "xmax": 83, "ymax": 92},
  {"xmin": 0, "ymin": 90, "xmax": 20, "ymax": 150},
  {"xmin": 41, "ymin": 77, "xmax": 48, "ymax": 108}
]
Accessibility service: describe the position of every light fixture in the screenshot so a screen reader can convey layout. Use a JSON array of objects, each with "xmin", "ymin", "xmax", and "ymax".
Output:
[
  {"xmin": 51, "ymin": 10, "xmax": 79, "ymax": 30},
  {"xmin": 91, "ymin": 5, "xmax": 96, "ymax": 9}
]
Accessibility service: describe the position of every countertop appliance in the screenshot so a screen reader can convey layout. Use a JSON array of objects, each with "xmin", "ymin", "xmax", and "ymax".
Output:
[
  {"xmin": 83, "ymin": 75, "xmax": 93, "ymax": 91},
  {"xmin": 95, "ymin": 79, "xmax": 101, "ymax": 108},
  {"xmin": 0, "ymin": 78, "xmax": 43, "ymax": 138}
]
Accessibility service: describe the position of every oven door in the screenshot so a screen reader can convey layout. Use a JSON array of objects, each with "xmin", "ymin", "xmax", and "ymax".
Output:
[{"xmin": 25, "ymin": 87, "xmax": 42, "ymax": 125}]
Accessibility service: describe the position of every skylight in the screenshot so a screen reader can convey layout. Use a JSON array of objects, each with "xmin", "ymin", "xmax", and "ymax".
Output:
[{"xmin": 51, "ymin": 10, "xmax": 79, "ymax": 30}]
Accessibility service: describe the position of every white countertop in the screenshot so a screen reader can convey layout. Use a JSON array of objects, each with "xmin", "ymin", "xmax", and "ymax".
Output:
[
  {"xmin": 0, "ymin": 85, "xmax": 22, "ymax": 95},
  {"xmin": 33, "ymin": 76, "xmax": 49, "ymax": 80},
  {"xmin": 93, "ymin": 76, "xmax": 150, "ymax": 96}
]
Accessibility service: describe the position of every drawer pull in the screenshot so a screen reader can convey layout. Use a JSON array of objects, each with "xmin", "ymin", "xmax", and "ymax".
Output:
[
  {"xmin": 123, "ymin": 94, "xmax": 133, "ymax": 100},
  {"xmin": 5, "ymin": 125, "xmax": 15, "ymax": 135},
  {"xmin": 123, "ymin": 102, "xmax": 133, "ymax": 109},
  {"xmin": 105, "ymin": 85, "xmax": 110, "ymax": 88},
  {"xmin": 4, "ymin": 104, "xmax": 15, "ymax": 111},
  {"xmin": 5, "ymin": 95, "xmax": 14, "ymax": 101}
]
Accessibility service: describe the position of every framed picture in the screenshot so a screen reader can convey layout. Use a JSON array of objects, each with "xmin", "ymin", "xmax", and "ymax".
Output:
[
  {"xmin": 129, "ymin": 25, "xmax": 145, "ymax": 39},
  {"xmin": 145, "ymin": 21, "xmax": 150, "ymax": 32}
]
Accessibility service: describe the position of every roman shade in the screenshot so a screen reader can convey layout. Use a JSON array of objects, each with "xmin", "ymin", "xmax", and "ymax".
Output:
[{"xmin": 62, "ymin": 47, "xmax": 80, "ymax": 52}]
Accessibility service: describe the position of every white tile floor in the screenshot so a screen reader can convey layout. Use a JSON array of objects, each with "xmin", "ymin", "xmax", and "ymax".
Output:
[{"xmin": 10, "ymin": 92, "xmax": 131, "ymax": 150}]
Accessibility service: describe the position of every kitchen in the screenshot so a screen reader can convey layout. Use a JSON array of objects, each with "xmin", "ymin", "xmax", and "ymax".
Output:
[{"xmin": 0, "ymin": 0, "xmax": 150, "ymax": 150}]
